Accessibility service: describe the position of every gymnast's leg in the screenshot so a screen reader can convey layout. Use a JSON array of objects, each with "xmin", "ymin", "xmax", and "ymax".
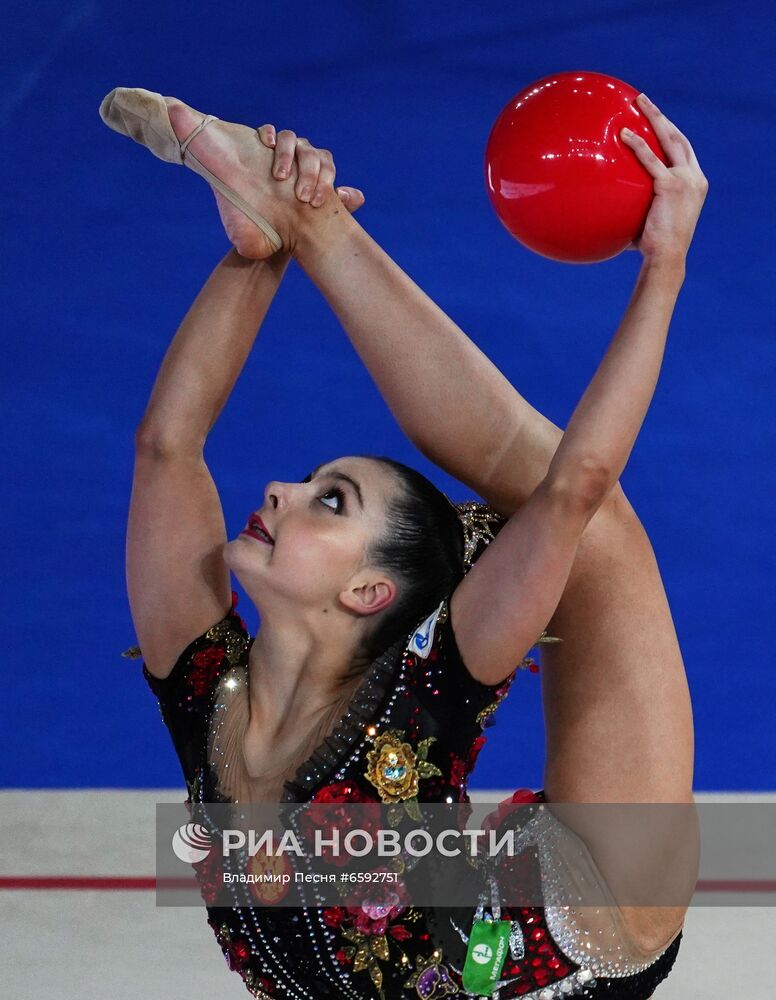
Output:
[
  {"xmin": 289, "ymin": 202, "xmax": 695, "ymax": 814},
  {"xmin": 288, "ymin": 192, "xmax": 695, "ymax": 954}
]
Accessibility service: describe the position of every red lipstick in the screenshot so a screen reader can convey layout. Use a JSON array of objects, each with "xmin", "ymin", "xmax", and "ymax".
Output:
[{"xmin": 240, "ymin": 512, "xmax": 274, "ymax": 545}]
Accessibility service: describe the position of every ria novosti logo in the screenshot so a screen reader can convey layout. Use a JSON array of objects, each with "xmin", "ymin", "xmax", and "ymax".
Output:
[{"xmin": 172, "ymin": 823, "xmax": 212, "ymax": 863}]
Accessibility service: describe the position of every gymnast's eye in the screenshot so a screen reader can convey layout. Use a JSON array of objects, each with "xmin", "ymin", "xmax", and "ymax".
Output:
[{"xmin": 319, "ymin": 488, "xmax": 345, "ymax": 513}]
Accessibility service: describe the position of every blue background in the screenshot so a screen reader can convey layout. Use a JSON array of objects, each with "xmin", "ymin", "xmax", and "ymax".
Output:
[{"xmin": 3, "ymin": 1, "xmax": 774, "ymax": 790}]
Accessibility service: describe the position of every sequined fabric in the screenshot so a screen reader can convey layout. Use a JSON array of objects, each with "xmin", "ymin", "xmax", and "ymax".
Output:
[{"xmin": 138, "ymin": 510, "xmax": 682, "ymax": 999}]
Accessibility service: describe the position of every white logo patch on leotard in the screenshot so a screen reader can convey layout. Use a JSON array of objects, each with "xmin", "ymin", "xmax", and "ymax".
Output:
[{"xmin": 409, "ymin": 602, "xmax": 444, "ymax": 659}]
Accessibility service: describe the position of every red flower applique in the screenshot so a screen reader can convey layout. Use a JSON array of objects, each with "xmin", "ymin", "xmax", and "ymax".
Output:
[
  {"xmin": 312, "ymin": 782, "xmax": 375, "ymax": 804},
  {"xmin": 188, "ymin": 645, "xmax": 224, "ymax": 696},
  {"xmin": 303, "ymin": 782, "xmax": 380, "ymax": 867},
  {"xmin": 226, "ymin": 936, "xmax": 251, "ymax": 971},
  {"xmin": 345, "ymin": 901, "xmax": 405, "ymax": 937},
  {"xmin": 483, "ymin": 787, "xmax": 541, "ymax": 834},
  {"xmin": 322, "ymin": 906, "xmax": 347, "ymax": 928},
  {"xmin": 343, "ymin": 867, "xmax": 410, "ymax": 936},
  {"xmin": 229, "ymin": 591, "xmax": 249, "ymax": 632}
]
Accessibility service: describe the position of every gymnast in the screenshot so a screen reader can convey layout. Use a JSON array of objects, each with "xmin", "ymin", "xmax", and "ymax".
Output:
[{"xmin": 102, "ymin": 85, "xmax": 706, "ymax": 999}]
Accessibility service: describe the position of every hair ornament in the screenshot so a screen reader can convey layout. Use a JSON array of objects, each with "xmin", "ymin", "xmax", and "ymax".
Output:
[
  {"xmin": 449, "ymin": 499, "xmax": 562, "ymax": 648},
  {"xmin": 451, "ymin": 500, "xmax": 506, "ymax": 573}
]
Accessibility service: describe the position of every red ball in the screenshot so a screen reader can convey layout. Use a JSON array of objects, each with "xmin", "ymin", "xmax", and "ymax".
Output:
[{"xmin": 485, "ymin": 71, "xmax": 667, "ymax": 263}]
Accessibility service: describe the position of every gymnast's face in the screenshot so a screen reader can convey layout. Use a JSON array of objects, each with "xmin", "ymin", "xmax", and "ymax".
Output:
[{"xmin": 223, "ymin": 457, "xmax": 400, "ymax": 620}]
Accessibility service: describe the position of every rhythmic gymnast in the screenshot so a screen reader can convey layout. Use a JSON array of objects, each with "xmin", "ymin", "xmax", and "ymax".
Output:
[{"xmin": 103, "ymin": 85, "xmax": 706, "ymax": 999}]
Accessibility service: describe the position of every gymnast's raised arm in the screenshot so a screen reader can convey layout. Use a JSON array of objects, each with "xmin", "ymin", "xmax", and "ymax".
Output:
[
  {"xmin": 442, "ymin": 102, "xmax": 706, "ymax": 684},
  {"xmin": 127, "ymin": 248, "xmax": 288, "ymax": 677},
  {"xmin": 289, "ymin": 95, "xmax": 707, "ymax": 683},
  {"xmin": 444, "ymin": 104, "xmax": 708, "ymax": 683},
  {"xmin": 127, "ymin": 132, "xmax": 363, "ymax": 678}
]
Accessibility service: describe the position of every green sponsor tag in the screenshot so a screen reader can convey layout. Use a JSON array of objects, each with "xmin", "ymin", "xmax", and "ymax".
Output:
[{"xmin": 462, "ymin": 917, "xmax": 511, "ymax": 995}]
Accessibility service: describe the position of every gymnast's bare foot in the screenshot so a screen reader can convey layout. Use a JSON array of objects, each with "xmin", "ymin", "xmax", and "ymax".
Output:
[{"xmin": 163, "ymin": 97, "xmax": 299, "ymax": 259}]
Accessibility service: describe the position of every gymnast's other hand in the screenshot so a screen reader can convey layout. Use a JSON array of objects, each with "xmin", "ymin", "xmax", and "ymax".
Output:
[
  {"xmin": 620, "ymin": 94, "xmax": 708, "ymax": 262},
  {"xmin": 256, "ymin": 124, "xmax": 365, "ymax": 212}
]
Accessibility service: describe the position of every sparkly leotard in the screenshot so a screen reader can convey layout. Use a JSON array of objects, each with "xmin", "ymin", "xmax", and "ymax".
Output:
[{"xmin": 139, "ymin": 581, "xmax": 682, "ymax": 1000}]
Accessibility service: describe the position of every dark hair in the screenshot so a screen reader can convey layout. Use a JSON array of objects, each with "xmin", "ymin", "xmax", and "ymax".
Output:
[{"xmin": 360, "ymin": 456, "xmax": 464, "ymax": 660}]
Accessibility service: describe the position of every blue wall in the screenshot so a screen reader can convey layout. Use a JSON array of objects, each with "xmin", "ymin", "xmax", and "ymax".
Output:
[{"xmin": 3, "ymin": 1, "xmax": 774, "ymax": 790}]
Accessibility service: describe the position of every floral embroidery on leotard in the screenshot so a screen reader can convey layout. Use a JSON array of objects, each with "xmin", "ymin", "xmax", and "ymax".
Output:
[{"xmin": 364, "ymin": 730, "xmax": 442, "ymax": 804}]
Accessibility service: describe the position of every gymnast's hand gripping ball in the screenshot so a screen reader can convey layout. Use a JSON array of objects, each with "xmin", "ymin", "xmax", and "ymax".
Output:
[{"xmin": 485, "ymin": 71, "xmax": 667, "ymax": 263}]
